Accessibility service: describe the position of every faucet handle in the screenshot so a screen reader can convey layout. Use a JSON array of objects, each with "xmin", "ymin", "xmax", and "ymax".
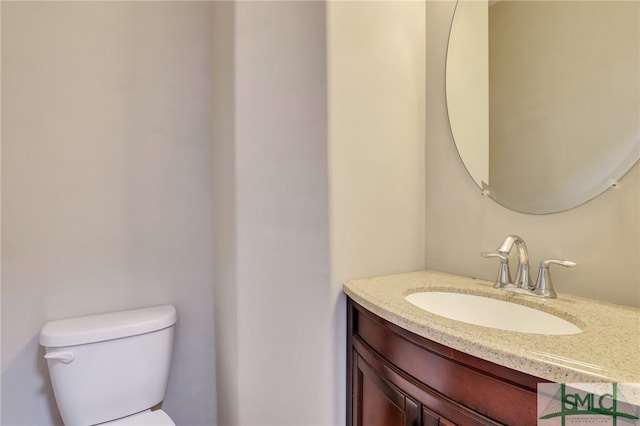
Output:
[
  {"xmin": 541, "ymin": 259, "xmax": 577, "ymax": 268},
  {"xmin": 533, "ymin": 259, "xmax": 577, "ymax": 298},
  {"xmin": 481, "ymin": 252, "xmax": 512, "ymax": 289}
]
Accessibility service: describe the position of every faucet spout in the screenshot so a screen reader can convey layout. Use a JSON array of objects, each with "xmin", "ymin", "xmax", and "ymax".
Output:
[{"xmin": 497, "ymin": 235, "xmax": 533, "ymax": 289}]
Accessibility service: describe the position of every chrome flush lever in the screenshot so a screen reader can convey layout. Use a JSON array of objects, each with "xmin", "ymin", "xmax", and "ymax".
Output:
[{"xmin": 533, "ymin": 259, "xmax": 577, "ymax": 298}]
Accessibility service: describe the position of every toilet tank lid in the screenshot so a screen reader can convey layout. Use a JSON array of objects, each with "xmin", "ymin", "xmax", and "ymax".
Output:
[{"xmin": 39, "ymin": 305, "xmax": 177, "ymax": 348}]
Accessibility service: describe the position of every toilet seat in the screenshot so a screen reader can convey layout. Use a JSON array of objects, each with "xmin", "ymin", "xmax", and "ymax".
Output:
[{"xmin": 102, "ymin": 409, "xmax": 175, "ymax": 426}]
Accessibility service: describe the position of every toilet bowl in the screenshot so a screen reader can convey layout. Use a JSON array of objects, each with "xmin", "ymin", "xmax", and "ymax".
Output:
[{"xmin": 40, "ymin": 305, "xmax": 177, "ymax": 426}]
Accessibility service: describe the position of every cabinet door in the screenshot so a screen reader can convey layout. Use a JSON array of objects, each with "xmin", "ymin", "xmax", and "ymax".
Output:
[{"xmin": 353, "ymin": 353, "xmax": 421, "ymax": 426}]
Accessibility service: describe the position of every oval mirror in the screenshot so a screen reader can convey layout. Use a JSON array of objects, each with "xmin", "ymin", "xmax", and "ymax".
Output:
[{"xmin": 446, "ymin": 0, "xmax": 639, "ymax": 214}]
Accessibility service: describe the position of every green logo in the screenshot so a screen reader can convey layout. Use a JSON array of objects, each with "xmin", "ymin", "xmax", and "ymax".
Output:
[{"xmin": 539, "ymin": 383, "xmax": 639, "ymax": 425}]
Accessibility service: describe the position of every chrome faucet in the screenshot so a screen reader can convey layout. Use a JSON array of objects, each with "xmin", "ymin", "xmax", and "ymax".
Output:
[
  {"xmin": 482, "ymin": 234, "xmax": 532, "ymax": 290},
  {"xmin": 482, "ymin": 235, "xmax": 577, "ymax": 298},
  {"xmin": 497, "ymin": 235, "xmax": 532, "ymax": 290}
]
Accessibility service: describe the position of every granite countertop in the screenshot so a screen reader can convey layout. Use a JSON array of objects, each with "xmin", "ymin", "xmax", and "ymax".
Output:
[{"xmin": 343, "ymin": 269, "xmax": 640, "ymax": 405}]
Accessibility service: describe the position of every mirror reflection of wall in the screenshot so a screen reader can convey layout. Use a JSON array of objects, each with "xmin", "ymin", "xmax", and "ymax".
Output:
[
  {"xmin": 446, "ymin": 0, "xmax": 489, "ymax": 187},
  {"xmin": 447, "ymin": 0, "xmax": 640, "ymax": 214}
]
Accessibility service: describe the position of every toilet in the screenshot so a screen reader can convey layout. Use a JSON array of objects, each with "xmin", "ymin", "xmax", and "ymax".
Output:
[{"xmin": 39, "ymin": 305, "xmax": 177, "ymax": 426}]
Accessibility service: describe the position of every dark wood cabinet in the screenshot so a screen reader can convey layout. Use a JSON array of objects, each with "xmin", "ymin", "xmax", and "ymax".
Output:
[{"xmin": 347, "ymin": 297, "xmax": 547, "ymax": 426}]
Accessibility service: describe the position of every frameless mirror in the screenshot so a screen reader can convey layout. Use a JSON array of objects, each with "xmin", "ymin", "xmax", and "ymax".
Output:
[{"xmin": 446, "ymin": 0, "xmax": 639, "ymax": 214}]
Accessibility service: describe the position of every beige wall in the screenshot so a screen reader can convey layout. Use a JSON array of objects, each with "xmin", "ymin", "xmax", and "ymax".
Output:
[
  {"xmin": 426, "ymin": 0, "xmax": 640, "ymax": 307},
  {"xmin": 212, "ymin": 2, "xmax": 334, "ymax": 425},
  {"xmin": 210, "ymin": 2, "xmax": 426, "ymax": 424},
  {"xmin": 328, "ymin": 0, "xmax": 426, "ymax": 281},
  {"xmin": 1, "ymin": 2, "xmax": 216, "ymax": 424},
  {"xmin": 328, "ymin": 0, "xmax": 426, "ymax": 421},
  {"xmin": 212, "ymin": 1, "xmax": 240, "ymax": 425},
  {"xmin": 211, "ymin": 2, "xmax": 238, "ymax": 425},
  {"xmin": 234, "ymin": 1, "xmax": 332, "ymax": 424}
]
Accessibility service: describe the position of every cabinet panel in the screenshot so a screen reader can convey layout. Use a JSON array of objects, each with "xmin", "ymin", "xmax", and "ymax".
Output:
[
  {"xmin": 421, "ymin": 407, "xmax": 440, "ymax": 426},
  {"xmin": 354, "ymin": 353, "xmax": 420, "ymax": 426}
]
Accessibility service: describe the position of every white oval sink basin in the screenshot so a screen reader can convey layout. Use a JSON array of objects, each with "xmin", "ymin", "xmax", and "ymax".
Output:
[{"xmin": 405, "ymin": 292, "xmax": 582, "ymax": 335}]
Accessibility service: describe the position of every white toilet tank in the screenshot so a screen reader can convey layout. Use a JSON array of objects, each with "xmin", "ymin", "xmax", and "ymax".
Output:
[{"xmin": 39, "ymin": 305, "xmax": 177, "ymax": 426}]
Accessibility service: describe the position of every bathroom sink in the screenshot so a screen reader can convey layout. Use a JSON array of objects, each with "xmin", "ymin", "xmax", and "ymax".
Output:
[{"xmin": 405, "ymin": 292, "xmax": 582, "ymax": 335}]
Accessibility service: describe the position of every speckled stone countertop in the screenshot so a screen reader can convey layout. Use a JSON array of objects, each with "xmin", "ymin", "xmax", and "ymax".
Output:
[{"xmin": 344, "ymin": 269, "xmax": 640, "ymax": 405}]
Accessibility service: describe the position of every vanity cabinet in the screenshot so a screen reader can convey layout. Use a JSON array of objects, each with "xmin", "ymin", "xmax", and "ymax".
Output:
[{"xmin": 347, "ymin": 297, "xmax": 546, "ymax": 426}]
